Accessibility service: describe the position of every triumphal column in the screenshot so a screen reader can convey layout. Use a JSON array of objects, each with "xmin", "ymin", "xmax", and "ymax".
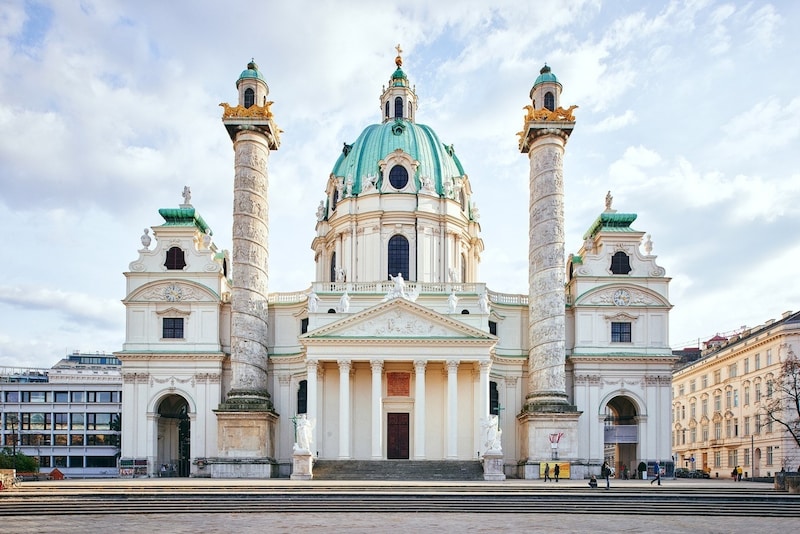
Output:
[{"xmin": 517, "ymin": 65, "xmax": 582, "ymax": 479}]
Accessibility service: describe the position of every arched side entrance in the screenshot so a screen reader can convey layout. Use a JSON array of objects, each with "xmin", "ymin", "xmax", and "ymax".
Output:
[
  {"xmin": 604, "ymin": 396, "xmax": 639, "ymax": 479},
  {"xmin": 157, "ymin": 394, "xmax": 190, "ymax": 477}
]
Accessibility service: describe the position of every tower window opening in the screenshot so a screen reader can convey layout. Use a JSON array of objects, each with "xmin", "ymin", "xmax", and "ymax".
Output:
[
  {"xmin": 165, "ymin": 247, "xmax": 186, "ymax": 270},
  {"xmin": 489, "ymin": 320, "xmax": 498, "ymax": 336},
  {"xmin": 244, "ymin": 88, "xmax": 255, "ymax": 109},
  {"xmin": 387, "ymin": 235, "xmax": 410, "ymax": 281},
  {"xmin": 461, "ymin": 254, "xmax": 467, "ymax": 284},
  {"xmin": 610, "ymin": 251, "xmax": 632, "ymax": 275},
  {"xmin": 297, "ymin": 380, "xmax": 308, "ymax": 414},
  {"xmin": 331, "ymin": 188, "xmax": 339, "ymax": 211},
  {"xmin": 385, "ymin": 101, "xmax": 390, "ymax": 119},
  {"xmin": 544, "ymin": 91, "xmax": 555, "ymax": 111},
  {"xmin": 489, "ymin": 381, "xmax": 500, "ymax": 415},
  {"xmin": 388, "ymin": 165, "xmax": 409, "ymax": 189},
  {"xmin": 330, "ymin": 252, "xmax": 337, "ymax": 283},
  {"xmin": 394, "ymin": 97, "xmax": 403, "ymax": 119}
]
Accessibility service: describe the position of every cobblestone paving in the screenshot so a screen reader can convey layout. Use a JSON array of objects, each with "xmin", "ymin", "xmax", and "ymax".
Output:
[{"xmin": 3, "ymin": 512, "xmax": 797, "ymax": 533}]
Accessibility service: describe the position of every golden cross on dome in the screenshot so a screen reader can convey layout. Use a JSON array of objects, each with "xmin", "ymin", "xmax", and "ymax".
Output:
[
  {"xmin": 395, "ymin": 43, "xmax": 403, "ymax": 55},
  {"xmin": 395, "ymin": 43, "xmax": 403, "ymax": 67}
]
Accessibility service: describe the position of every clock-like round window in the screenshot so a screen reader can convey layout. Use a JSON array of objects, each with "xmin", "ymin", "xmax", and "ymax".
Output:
[
  {"xmin": 613, "ymin": 289, "xmax": 631, "ymax": 306},
  {"xmin": 164, "ymin": 284, "xmax": 183, "ymax": 302},
  {"xmin": 388, "ymin": 165, "xmax": 409, "ymax": 189}
]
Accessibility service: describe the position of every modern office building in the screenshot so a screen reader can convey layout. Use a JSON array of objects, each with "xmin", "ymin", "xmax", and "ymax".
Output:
[
  {"xmin": 0, "ymin": 352, "xmax": 122, "ymax": 478},
  {"xmin": 672, "ymin": 311, "xmax": 800, "ymax": 478}
]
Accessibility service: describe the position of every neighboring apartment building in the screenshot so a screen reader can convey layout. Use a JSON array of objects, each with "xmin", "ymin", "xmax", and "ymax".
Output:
[
  {"xmin": 0, "ymin": 352, "xmax": 122, "ymax": 478},
  {"xmin": 672, "ymin": 311, "xmax": 800, "ymax": 478}
]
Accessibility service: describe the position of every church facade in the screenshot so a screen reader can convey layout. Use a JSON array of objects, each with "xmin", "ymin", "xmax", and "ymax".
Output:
[{"xmin": 117, "ymin": 52, "xmax": 675, "ymax": 479}]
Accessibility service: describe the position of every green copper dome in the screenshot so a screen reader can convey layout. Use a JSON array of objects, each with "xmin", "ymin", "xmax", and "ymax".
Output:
[
  {"xmin": 392, "ymin": 67, "xmax": 408, "ymax": 86},
  {"xmin": 237, "ymin": 60, "xmax": 265, "ymax": 87},
  {"xmin": 533, "ymin": 64, "xmax": 560, "ymax": 87},
  {"xmin": 331, "ymin": 119, "xmax": 465, "ymax": 196}
]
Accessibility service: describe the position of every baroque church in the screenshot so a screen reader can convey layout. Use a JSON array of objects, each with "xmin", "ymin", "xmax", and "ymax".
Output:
[{"xmin": 117, "ymin": 50, "xmax": 675, "ymax": 479}]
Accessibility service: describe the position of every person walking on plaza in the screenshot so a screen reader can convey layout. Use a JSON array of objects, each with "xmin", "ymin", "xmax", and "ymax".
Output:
[
  {"xmin": 651, "ymin": 461, "xmax": 661, "ymax": 486},
  {"xmin": 554, "ymin": 463, "xmax": 560, "ymax": 482},
  {"xmin": 544, "ymin": 463, "xmax": 551, "ymax": 482},
  {"xmin": 601, "ymin": 461, "xmax": 611, "ymax": 490},
  {"xmin": 736, "ymin": 466, "xmax": 743, "ymax": 481}
]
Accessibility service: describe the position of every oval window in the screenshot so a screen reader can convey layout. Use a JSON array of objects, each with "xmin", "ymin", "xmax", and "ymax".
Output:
[{"xmin": 389, "ymin": 165, "xmax": 409, "ymax": 189}]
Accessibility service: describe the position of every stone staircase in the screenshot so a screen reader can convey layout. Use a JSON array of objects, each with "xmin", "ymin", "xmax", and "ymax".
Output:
[{"xmin": 311, "ymin": 460, "xmax": 484, "ymax": 481}]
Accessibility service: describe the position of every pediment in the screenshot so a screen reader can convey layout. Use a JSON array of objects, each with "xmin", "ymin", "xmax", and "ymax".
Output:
[
  {"xmin": 125, "ymin": 281, "xmax": 219, "ymax": 303},
  {"xmin": 303, "ymin": 298, "xmax": 494, "ymax": 341}
]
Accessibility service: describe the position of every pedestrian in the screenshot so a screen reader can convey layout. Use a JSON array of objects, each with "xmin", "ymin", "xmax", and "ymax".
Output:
[
  {"xmin": 554, "ymin": 463, "xmax": 560, "ymax": 482},
  {"xmin": 588, "ymin": 475, "xmax": 598, "ymax": 488},
  {"xmin": 601, "ymin": 461, "xmax": 611, "ymax": 489},
  {"xmin": 651, "ymin": 461, "xmax": 661, "ymax": 486},
  {"xmin": 544, "ymin": 463, "xmax": 551, "ymax": 482},
  {"xmin": 736, "ymin": 465, "xmax": 742, "ymax": 482},
  {"xmin": 731, "ymin": 467, "xmax": 737, "ymax": 481}
]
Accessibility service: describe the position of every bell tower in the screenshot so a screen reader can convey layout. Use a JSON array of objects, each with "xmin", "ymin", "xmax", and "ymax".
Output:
[
  {"xmin": 517, "ymin": 64, "xmax": 582, "ymax": 477},
  {"xmin": 214, "ymin": 60, "xmax": 281, "ymax": 477}
]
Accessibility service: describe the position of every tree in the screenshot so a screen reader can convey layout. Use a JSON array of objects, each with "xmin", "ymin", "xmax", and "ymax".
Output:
[
  {"xmin": 0, "ymin": 448, "xmax": 39, "ymax": 472},
  {"xmin": 761, "ymin": 346, "xmax": 800, "ymax": 450}
]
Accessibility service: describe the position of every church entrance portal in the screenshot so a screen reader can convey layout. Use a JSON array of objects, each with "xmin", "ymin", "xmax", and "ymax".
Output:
[
  {"xmin": 387, "ymin": 413, "xmax": 409, "ymax": 459},
  {"xmin": 604, "ymin": 396, "xmax": 639, "ymax": 477},
  {"xmin": 156, "ymin": 394, "xmax": 191, "ymax": 477}
]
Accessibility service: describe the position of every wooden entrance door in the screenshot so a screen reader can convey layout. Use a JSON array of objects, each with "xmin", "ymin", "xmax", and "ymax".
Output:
[{"xmin": 387, "ymin": 413, "xmax": 409, "ymax": 459}]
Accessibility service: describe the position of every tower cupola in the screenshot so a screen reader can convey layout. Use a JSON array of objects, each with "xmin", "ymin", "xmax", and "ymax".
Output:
[
  {"xmin": 530, "ymin": 64, "xmax": 562, "ymax": 111},
  {"xmin": 380, "ymin": 44, "xmax": 417, "ymax": 123},
  {"xmin": 236, "ymin": 59, "xmax": 270, "ymax": 108}
]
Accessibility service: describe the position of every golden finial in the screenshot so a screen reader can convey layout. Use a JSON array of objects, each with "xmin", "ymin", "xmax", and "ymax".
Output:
[{"xmin": 395, "ymin": 43, "xmax": 403, "ymax": 68}]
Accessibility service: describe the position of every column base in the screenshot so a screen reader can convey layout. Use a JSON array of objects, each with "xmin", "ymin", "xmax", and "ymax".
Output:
[
  {"xmin": 214, "ymin": 410, "xmax": 279, "ymax": 477},
  {"xmin": 218, "ymin": 388, "xmax": 274, "ymax": 411},
  {"xmin": 517, "ymin": 409, "xmax": 582, "ymax": 480}
]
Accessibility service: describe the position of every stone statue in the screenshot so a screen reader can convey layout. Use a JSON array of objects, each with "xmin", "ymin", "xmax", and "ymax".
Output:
[
  {"xmin": 336, "ymin": 267, "xmax": 346, "ymax": 283},
  {"xmin": 482, "ymin": 415, "xmax": 502, "ymax": 453},
  {"xmin": 345, "ymin": 177, "xmax": 354, "ymax": 197},
  {"xmin": 420, "ymin": 175, "xmax": 434, "ymax": 192},
  {"xmin": 443, "ymin": 178, "xmax": 454, "ymax": 198},
  {"xmin": 471, "ymin": 201, "xmax": 480, "ymax": 221},
  {"xmin": 479, "ymin": 290, "xmax": 490, "ymax": 314},
  {"xmin": 294, "ymin": 414, "xmax": 314, "ymax": 452},
  {"xmin": 391, "ymin": 272, "xmax": 405, "ymax": 293},
  {"xmin": 337, "ymin": 291, "xmax": 350, "ymax": 313},
  {"xmin": 448, "ymin": 291, "xmax": 459, "ymax": 314},
  {"xmin": 140, "ymin": 228, "xmax": 151, "ymax": 250},
  {"xmin": 307, "ymin": 291, "xmax": 319, "ymax": 313},
  {"xmin": 448, "ymin": 267, "xmax": 457, "ymax": 283},
  {"xmin": 202, "ymin": 228, "xmax": 212, "ymax": 249},
  {"xmin": 316, "ymin": 201, "xmax": 325, "ymax": 221},
  {"xmin": 605, "ymin": 190, "xmax": 613, "ymax": 211},
  {"xmin": 182, "ymin": 186, "xmax": 192, "ymax": 205},
  {"xmin": 644, "ymin": 234, "xmax": 653, "ymax": 255},
  {"xmin": 584, "ymin": 236, "xmax": 594, "ymax": 254}
]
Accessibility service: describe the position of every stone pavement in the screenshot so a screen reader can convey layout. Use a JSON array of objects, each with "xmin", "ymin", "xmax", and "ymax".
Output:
[{"xmin": 3, "ymin": 477, "xmax": 796, "ymax": 533}]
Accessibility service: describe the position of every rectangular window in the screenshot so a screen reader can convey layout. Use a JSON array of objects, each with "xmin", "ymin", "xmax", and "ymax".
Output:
[
  {"xmin": 755, "ymin": 384, "xmax": 762, "ymax": 402},
  {"xmin": 4, "ymin": 391, "xmax": 19, "ymax": 402},
  {"xmin": 755, "ymin": 414, "xmax": 761, "ymax": 434},
  {"xmin": 54, "ymin": 434, "xmax": 68, "ymax": 446},
  {"xmin": 87, "ymin": 413, "xmax": 113, "ymax": 431},
  {"xmin": 87, "ymin": 434, "xmax": 111, "ymax": 446},
  {"xmin": 766, "ymin": 349, "xmax": 772, "ymax": 366},
  {"xmin": 87, "ymin": 392, "xmax": 114, "ymax": 403},
  {"xmin": 702, "ymin": 425, "xmax": 709, "ymax": 441},
  {"xmin": 702, "ymin": 375, "xmax": 708, "ymax": 389},
  {"xmin": 766, "ymin": 381, "xmax": 774, "ymax": 398},
  {"xmin": 733, "ymin": 390, "xmax": 739, "ymax": 407},
  {"xmin": 54, "ymin": 413, "xmax": 69, "ymax": 430},
  {"xmin": 755, "ymin": 353, "xmax": 761, "ymax": 370},
  {"xmin": 39, "ymin": 456, "xmax": 51, "ymax": 468},
  {"xmin": 70, "ymin": 434, "xmax": 84, "ymax": 446},
  {"xmin": 767, "ymin": 446, "xmax": 774, "ymax": 466},
  {"xmin": 22, "ymin": 391, "xmax": 47, "ymax": 403},
  {"xmin": 679, "ymin": 384, "xmax": 685, "ymax": 397},
  {"xmin": 725, "ymin": 419, "xmax": 732, "ymax": 438},
  {"xmin": 690, "ymin": 402, "xmax": 696, "ymax": 419},
  {"xmin": 733, "ymin": 418, "xmax": 739, "ymax": 437},
  {"xmin": 714, "ymin": 422, "xmax": 722, "ymax": 440},
  {"xmin": 744, "ymin": 416, "xmax": 750, "ymax": 436},
  {"xmin": 744, "ymin": 387, "xmax": 750, "ymax": 406},
  {"xmin": 611, "ymin": 322, "xmax": 632, "ymax": 342},
  {"xmin": 54, "ymin": 456, "xmax": 67, "ymax": 468},
  {"xmin": 86, "ymin": 456, "xmax": 117, "ymax": 468},
  {"xmin": 744, "ymin": 358, "xmax": 750, "ymax": 374},
  {"xmin": 69, "ymin": 456, "xmax": 83, "ymax": 468},
  {"xmin": 744, "ymin": 449, "xmax": 750, "ymax": 467},
  {"xmin": 714, "ymin": 370, "xmax": 721, "ymax": 384},
  {"xmin": 728, "ymin": 363, "xmax": 737, "ymax": 378},
  {"xmin": 690, "ymin": 427, "xmax": 697, "ymax": 443},
  {"xmin": 690, "ymin": 379, "xmax": 696, "ymax": 393},
  {"xmin": 71, "ymin": 413, "xmax": 85, "ymax": 430},
  {"xmin": 681, "ymin": 405, "xmax": 686, "ymax": 420},
  {"xmin": 728, "ymin": 450, "xmax": 737, "ymax": 467},
  {"xmin": 714, "ymin": 395, "xmax": 721, "ymax": 412},
  {"xmin": 714, "ymin": 451, "xmax": 721, "ymax": 467},
  {"xmin": 702, "ymin": 398, "xmax": 708, "ymax": 417},
  {"xmin": 725, "ymin": 390, "xmax": 732, "ymax": 409},
  {"xmin": 71, "ymin": 391, "xmax": 85, "ymax": 403},
  {"xmin": 163, "ymin": 317, "xmax": 184, "ymax": 339},
  {"xmin": 54, "ymin": 391, "xmax": 69, "ymax": 403},
  {"xmin": 767, "ymin": 420, "xmax": 773, "ymax": 433}
]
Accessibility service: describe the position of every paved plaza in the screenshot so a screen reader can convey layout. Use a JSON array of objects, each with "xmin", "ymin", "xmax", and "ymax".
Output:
[{"xmin": 2, "ymin": 478, "xmax": 797, "ymax": 533}]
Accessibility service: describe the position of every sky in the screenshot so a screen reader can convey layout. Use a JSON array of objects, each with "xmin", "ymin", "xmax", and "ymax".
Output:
[{"xmin": 1, "ymin": 0, "xmax": 799, "ymax": 370}]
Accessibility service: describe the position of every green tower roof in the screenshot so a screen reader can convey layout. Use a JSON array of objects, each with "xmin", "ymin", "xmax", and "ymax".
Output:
[
  {"xmin": 533, "ymin": 64, "xmax": 560, "ymax": 87},
  {"xmin": 237, "ymin": 59, "xmax": 265, "ymax": 87},
  {"xmin": 583, "ymin": 212, "xmax": 638, "ymax": 239},
  {"xmin": 158, "ymin": 207, "xmax": 212, "ymax": 235}
]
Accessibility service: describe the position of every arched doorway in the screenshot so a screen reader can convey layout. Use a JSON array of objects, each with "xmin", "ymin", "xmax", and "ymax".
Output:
[
  {"xmin": 604, "ymin": 396, "xmax": 639, "ymax": 478},
  {"xmin": 157, "ymin": 394, "xmax": 190, "ymax": 477}
]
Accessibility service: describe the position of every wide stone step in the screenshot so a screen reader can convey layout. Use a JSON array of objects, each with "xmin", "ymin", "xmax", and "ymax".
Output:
[{"xmin": 311, "ymin": 460, "xmax": 484, "ymax": 481}]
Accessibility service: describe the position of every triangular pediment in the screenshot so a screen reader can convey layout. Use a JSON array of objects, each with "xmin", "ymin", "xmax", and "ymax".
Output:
[{"xmin": 303, "ymin": 298, "xmax": 494, "ymax": 341}]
